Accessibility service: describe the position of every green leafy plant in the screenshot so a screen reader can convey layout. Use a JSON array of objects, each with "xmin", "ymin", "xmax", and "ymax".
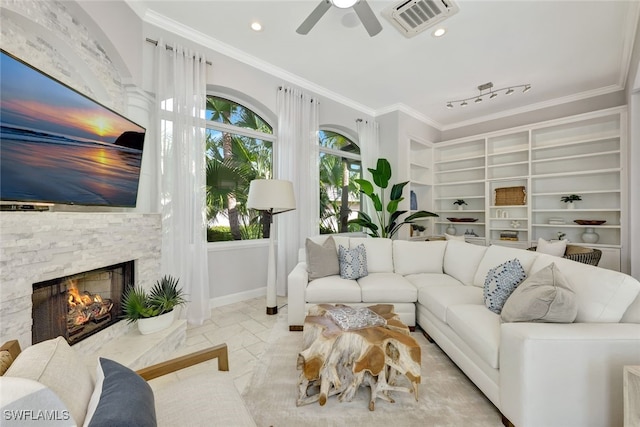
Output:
[
  {"xmin": 122, "ymin": 275, "xmax": 187, "ymax": 323},
  {"xmin": 453, "ymin": 199, "xmax": 467, "ymax": 206},
  {"xmin": 561, "ymin": 195, "xmax": 582, "ymax": 203},
  {"xmin": 348, "ymin": 158, "xmax": 438, "ymax": 238}
]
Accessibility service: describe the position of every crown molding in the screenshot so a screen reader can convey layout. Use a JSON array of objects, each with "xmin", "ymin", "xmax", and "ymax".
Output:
[
  {"xmin": 142, "ymin": 10, "xmax": 376, "ymax": 118},
  {"xmin": 619, "ymin": 1, "xmax": 640, "ymax": 87},
  {"xmin": 374, "ymin": 103, "xmax": 443, "ymax": 130}
]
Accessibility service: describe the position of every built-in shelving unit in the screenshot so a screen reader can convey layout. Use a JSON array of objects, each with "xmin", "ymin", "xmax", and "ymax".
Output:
[
  {"xmin": 427, "ymin": 107, "xmax": 627, "ymax": 271},
  {"xmin": 403, "ymin": 137, "xmax": 434, "ymax": 240}
]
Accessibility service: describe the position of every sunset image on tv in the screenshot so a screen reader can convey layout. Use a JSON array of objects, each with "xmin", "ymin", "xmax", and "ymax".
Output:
[{"xmin": 0, "ymin": 50, "xmax": 145, "ymax": 207}]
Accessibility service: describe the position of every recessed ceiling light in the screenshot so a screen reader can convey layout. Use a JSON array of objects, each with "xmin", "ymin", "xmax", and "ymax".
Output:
[
  {"xmin": 432, "ymin": 28, "xmax": 446, "ymax": 37},
  {"xmin": 250, "ymin": 21, "xmax": 263, "ymax": 32}
]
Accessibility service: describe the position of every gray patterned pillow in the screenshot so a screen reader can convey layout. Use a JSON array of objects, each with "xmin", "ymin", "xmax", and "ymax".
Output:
[
  {"xmin": 483, "ymin": 258, "xmax": 526, "ymax": 314},
  {"xmin": 338, "ymin": 244, "xmax": 368, "ymax": 280}
]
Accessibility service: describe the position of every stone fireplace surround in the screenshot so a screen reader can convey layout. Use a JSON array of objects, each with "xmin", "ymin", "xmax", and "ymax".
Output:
[{"xmin": 0, "ymin": 212, "xmax": 186, "ymax": 369}]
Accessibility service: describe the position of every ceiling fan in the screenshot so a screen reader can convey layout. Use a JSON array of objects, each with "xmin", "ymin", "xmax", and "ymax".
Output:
[{"xmin": 296, "ymin": 0, "xmax": 383, "ymax": 37}]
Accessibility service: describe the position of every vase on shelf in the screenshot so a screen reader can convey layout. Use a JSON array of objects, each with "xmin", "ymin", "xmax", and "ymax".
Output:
[
  {"xmin": 446, "ymin": 225, "xmax": 457, "ymax": 235},
  {"xmin": 581, "ymin": 227, "xmax": 599, "ymax": 244},
  {"xmin": 410, "ymin": 191, "xmax": 417, "ymax": 210}
]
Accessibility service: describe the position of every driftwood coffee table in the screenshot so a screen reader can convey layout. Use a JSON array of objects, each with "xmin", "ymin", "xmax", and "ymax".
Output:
[{"xmin": 296, "ymin": 304, "xmax": 421, "ymax": 411}]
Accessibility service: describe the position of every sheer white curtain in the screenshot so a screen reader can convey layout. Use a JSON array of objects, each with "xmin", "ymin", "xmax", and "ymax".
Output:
[
  {"xmin": 153, "ymin": 40, "xmax": 210, "ymax": 325},
  {"xmin": 276, "ymin": 86, "xmax": 319, "ymax": 295},
  {"xmin": 357, "ymin": 118, "xmax": 380, "ymax": 218}
]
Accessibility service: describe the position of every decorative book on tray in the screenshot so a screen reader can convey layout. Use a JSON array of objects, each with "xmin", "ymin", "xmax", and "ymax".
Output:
[{"xmin": 325, "ymin": 306, "xmax": 387, "ymax": 331}]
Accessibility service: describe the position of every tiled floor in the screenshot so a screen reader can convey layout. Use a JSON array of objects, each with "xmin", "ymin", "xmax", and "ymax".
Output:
[{"xmin": 151, "ymin": 296, "xmax": 288, "ymax": 393}]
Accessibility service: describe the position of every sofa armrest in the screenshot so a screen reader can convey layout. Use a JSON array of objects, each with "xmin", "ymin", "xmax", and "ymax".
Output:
[
  {"xmin": 288, "ymin": 261, "xmax": 308, "ymax": 330},
  {"xmin": 136, "ymin": 343, "xmax": 229, "ymax": 381},
  {"xmin": 500, "ymin": 323, "xmax": 640, "ymax": 427}
]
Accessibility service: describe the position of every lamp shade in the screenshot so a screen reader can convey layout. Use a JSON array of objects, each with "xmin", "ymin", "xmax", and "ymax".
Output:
[{"xmin": 247, "ymin": 179, "xmax": 296, "ymax": 213}]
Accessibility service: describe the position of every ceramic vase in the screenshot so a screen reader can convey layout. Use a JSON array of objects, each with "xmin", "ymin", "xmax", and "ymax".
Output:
[
  {"xmin": 446, "ymin": 225, "xmax": 457, "ymax": 235},
  {"xmin": 137, "ymin": 310, "xmax": 175, "ymax": 335},
  {"xmin": 581, "ymin": 227, "xmax": 599, "ymax": 244}
]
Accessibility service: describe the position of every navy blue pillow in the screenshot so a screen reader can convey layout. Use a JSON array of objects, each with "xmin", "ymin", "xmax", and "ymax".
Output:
[{"xmin": 86, "ymin": 358, "xmax": 156, "ymax": 427}]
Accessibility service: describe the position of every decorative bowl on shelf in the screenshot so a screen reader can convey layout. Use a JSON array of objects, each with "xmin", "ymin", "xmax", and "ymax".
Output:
[
  {"xmin": 447, "ymin": 218, "xmax": 478, "ymax": 223},
  {"xmin": 574, "ymin": 220, "xmax": 606, "ymax": 226}
]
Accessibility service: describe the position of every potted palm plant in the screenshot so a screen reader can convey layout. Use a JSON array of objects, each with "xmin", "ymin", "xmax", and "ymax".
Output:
[
  {"xmin": 348, "ymin": 158, "xmax": 438, "ymax": 238},
  {"xmin": 122, "ymin": 275, "xmax": 187, "ymax": 335},
  {"xmin": 453, "ymin": 199, "xmax": 467, "ymax": 211}
]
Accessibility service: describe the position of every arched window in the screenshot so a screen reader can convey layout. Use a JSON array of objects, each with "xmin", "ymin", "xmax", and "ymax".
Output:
[
  {"xmin": 205, "ymin": 95, "xmax": 275, "ymax": 242},
  {"xmin": 318, "ymin": 130, "xmax": 362, "ymax": 234}
]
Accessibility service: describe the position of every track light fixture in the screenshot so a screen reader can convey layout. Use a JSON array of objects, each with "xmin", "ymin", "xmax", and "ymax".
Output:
[{"xmin": 446, "ymin": 82, "xmax": 531, "ymax": 109}]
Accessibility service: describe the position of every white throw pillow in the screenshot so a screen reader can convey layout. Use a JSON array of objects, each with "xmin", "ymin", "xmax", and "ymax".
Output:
[
  {"xmin": 536, "ymin": 238, "xmax": 567, "ymax": 257},
  {"xmin": 5, "ymin": 337, "xmax": 94, "ymax": 426},
  {"xmin": 0, "ymin": 377, "xmax": 75, "ymax": 427},
  {"xmin": 445, "ymin": 233, "xmax": 465, "ymax": 241}
]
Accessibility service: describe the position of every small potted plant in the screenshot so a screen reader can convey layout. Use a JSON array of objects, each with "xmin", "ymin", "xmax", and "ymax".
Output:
[
  {"xmin": 122, "ymin": 275, "xmax": 187, "ymax": 335},
  {"xmin": 453, "ymin": 199, "xmax": 467, "ymax": 211},
  {"xmin": 561, "ymin": 194, "xmax": 581, "ymax": 209}
]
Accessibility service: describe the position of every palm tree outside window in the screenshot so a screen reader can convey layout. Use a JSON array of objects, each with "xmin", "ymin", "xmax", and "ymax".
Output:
[
  {"xmin": 318, "ymin": 130, "xmax": 362, "ymax": 234},
  {"xmin": 205, "ymin": 96, "xmax": 274, "ymax": 242}
]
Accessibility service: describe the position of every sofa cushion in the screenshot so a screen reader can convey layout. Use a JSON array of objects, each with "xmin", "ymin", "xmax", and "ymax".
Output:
[
  {"xmin": 5, "ymin": 336, "xmax": 94, "ymax": 426},
  {"xmin": 350, "ymin": 237, "xmax": 394, "ymax": 273},
  {"xmin": 418, "ymin": 285, "xmax": 483, "ymax": 323},
  {"xmin": 84, "ymin": 358, "xmax": 156, "ymax": 427},
  {"xmin": 447, "ymin": 304, "xmax": 501, "ymax": 369},
  {"xmin": 443, "ymin": 240, "xmax": 488, "ymax": 286},
  {"xmin": 358, "ymin": 273, "xmax": 418, "ymax": 303},
  {"xmin": 405, "ymin": 273, "xmax": 464, "ymax": 290},
  {"xmin": 531, "ymin": 255, "xmax": 640, "ymax": 323},
  {"xmin": 501, "ymin": 262, "xmax": 577, "ymax": 323},
  {"xmin": 392, "ymin": 240, "xmax": 447, "ymax": 275},
  {"xmin": 0, "ymin": 377, "xmax": 74, "ymax": 427},
  {"xmin": 338, "ymin": 244, "xmax": 368, "ymax": 280},
  {"xmin": 306, "ymin": 276, "xmax": 361, "ymax": 303},
  {"xmin": 306, "ymin": 236, "xmax": 339, "ymax": 280},
  {"xmin": 535, "ymin": 238, "xmax": 567, "ymax": 257},
  {"xmin": 445, "ymin": 233, "xmax": 465, "ymax": 241},
  {"xmin": 483, "ymin": 258, "xmax": 527, "ymax": 314},
  {"xmin": 473, "ymin": 244, "xmax": 538, "ymax": 287}
]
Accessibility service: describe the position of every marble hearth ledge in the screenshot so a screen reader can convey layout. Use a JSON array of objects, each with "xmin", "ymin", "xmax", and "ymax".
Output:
[{"xmin": 81, "ymin": 320, "xmax": 187, "ymax": 374}]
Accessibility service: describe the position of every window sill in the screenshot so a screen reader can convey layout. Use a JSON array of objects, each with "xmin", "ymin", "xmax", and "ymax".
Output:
[{"xmin": 207, "ymin": 239, "xmax": 270, "ymax": 252}]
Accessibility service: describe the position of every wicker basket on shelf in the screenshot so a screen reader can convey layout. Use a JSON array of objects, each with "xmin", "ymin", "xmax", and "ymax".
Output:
[
  {"xmin": 495, "ymin": 186, "xmax": 526, "ymax": 206},
  {"xmin": 527, "ymin": 245, "xmax": 602, "ymax": 266}
]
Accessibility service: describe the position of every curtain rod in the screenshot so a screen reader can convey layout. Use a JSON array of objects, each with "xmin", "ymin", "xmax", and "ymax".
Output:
[
  {"xmin": 145, "ymin": 38, "xmax": 212, "ymax": 65},
  {"xmin": 277, "ymin": 86, "xmax": 319, "ymax": 104}
]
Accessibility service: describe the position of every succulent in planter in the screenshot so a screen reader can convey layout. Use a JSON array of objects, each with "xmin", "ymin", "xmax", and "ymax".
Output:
[
  {"xmin": 560, "ymin": 195, "xmax": 582, "ymax": 203},
  {"xmin": 453, "ymin": 199, "xmax": 468, "ymax": 206},
  {"xmin": 122, "ymin": 275, "xmax": 187, "ymax": 323}
]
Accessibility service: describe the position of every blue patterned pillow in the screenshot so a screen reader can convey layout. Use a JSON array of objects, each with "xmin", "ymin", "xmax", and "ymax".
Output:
[
  {"xmin": 483, "ymin": 258, "xmax": 526, "ymax": 314},
  {"xmin": 338, "ymin": 244, "xmax": 368, "ymax": 280}
]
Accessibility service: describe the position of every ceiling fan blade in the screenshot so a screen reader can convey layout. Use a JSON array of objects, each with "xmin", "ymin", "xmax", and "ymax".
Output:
[
  {"xmin": 353, "ymin": 0, "xmax": 382, "ymax": 37},
  {"xmin": 296, "ymin": 0, "xmax": 332, "ymax": 35}
]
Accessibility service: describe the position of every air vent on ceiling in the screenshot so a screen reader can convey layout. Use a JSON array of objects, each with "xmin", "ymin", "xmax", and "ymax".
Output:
[{"xmin": 382, "ymin": 0, "xmax": 459, "ymax": 38}]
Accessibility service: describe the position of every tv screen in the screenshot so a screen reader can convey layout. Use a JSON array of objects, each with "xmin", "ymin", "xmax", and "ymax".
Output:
[{"xmin": 0, "ymin": 49, "xmax": 146, "ymax": 207}]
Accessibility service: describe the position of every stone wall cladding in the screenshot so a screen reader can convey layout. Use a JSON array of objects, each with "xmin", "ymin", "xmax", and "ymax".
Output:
[
  {"xmin": 0, "ymin": 0, "xmax": 125, "ymax": 112},
  {"xmin": 0, "ymin": 212, "xmax": 161, "ymax": 348}
]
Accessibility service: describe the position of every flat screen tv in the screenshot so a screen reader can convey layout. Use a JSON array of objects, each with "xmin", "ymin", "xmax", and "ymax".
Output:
[{"xmin": 0, "ymin": 49, "xmax": 146, "ymax": 208}]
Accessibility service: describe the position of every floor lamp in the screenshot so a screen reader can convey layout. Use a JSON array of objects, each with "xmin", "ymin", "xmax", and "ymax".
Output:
[{"xmin": 247, "ymin": 179, "xmax": 296, "ymax": 315}]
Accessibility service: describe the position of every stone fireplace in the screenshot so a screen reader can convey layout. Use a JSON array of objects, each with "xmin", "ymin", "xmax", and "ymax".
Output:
[
  {"xmin": 0, "ymin": 212, "xmax": 164, "ymax": 352},
  {"xmin": 32, "ymin": 261, "xmax": 134, "ymax": 346}
]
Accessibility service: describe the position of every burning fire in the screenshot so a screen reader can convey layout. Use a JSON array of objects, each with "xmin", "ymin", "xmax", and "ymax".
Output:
[{"xmin": 67, "ymin": 280, "xmax": 113, "ymax": 328}]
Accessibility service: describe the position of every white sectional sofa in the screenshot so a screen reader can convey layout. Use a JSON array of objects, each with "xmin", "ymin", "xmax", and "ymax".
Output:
[{"xmin": 287, "ymin": 235, "xmax": 640, "ymax": 427}]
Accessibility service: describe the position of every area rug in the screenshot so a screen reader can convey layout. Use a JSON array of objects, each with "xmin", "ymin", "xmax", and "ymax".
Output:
[{"xmin": 241, "ymin": 317, "xmax": 502, "ymax": 427}]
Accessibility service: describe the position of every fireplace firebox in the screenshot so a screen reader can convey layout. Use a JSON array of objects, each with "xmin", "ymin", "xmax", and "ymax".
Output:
[{"xmin": 32, "ymin": 261, "xmax": 134, "ymax": 345}]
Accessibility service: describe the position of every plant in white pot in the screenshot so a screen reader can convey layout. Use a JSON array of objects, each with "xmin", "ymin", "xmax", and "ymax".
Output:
[
  {"xmin": 122, "ymin": 275, "xmax": 187, "ymax": 335},
  {"xmin": 561, "ymin": 194, "xmax": 581, "ymax": 209}
]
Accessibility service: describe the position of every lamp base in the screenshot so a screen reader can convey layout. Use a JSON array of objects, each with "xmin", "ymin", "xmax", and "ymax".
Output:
[{"xmin": 266, "ymin": 306, "xmax": 278, "ymax": 315}]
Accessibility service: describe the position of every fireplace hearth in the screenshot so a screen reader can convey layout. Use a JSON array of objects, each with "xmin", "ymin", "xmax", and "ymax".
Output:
[{"xmin": 32, "ymin": 261, "xmax": 134, "ymax": 345}]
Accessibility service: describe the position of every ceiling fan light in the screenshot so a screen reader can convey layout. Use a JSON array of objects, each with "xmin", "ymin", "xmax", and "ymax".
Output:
[
  {"xmin": 332, "ymin": 0, "xmax": 358, "ymax": 8},
  {"xmin": 505, "ymin": 88, "xmax": 514, "ymax": 95}
]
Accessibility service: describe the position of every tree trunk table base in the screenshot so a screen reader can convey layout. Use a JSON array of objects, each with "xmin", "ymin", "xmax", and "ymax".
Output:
[{"xmin": 296, "ymin": 304, "xmax": 421, "ymax": 411}]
